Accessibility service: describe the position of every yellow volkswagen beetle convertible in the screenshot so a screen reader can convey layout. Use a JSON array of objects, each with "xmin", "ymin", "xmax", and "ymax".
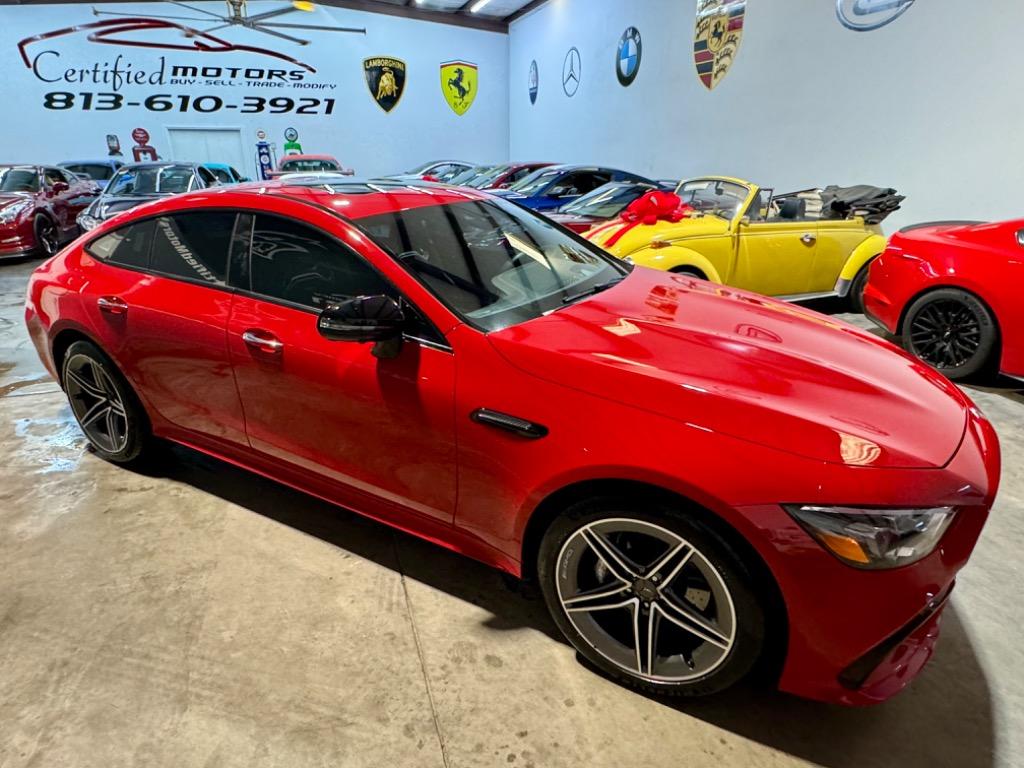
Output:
[{"xmin": 585, "ymin": 176, "xmax": 904, "ymax": 311}]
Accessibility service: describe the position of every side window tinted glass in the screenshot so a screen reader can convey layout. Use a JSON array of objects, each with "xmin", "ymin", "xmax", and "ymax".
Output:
[
  {"xmin": 150, "ymin": 212, "xmax": 236, "ymax": 284},
  {"xmin": 87, "ymin": 219, "xmax": 154, "ymax": 268},
  {"xmin": 249, "ymin": 215, "xmax": 392, "ymax": 309}
]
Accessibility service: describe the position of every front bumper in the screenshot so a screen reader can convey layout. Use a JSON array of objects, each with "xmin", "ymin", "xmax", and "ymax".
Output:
[
  {"xmin": 0, "ymin": 226, "xmax": 38, "ymax": 258},
  {"xmin": 741, "ymin": 407, "xmax": 999, "ymax": 705}
]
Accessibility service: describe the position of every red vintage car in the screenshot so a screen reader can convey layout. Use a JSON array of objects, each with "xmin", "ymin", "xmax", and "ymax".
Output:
[
  {"xmin": 25, "ymin": 180, "xmax": 999, "ymax": 705},
  {"xmin": 864, "ymin": 219, "xmax": 1024, "ymax": 381},
  {"xmin": 0, "ymin": 164, "xmax": 98, "ymax": 258}
]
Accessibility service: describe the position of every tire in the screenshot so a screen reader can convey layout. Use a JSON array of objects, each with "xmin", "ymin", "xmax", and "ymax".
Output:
[
  {"xmin": 33, "ymin": 215, "xmax": 59, "ymax": 257},
  {"xmin": 61, "ymin": 340, "xmax": 151, "ymax": 464},
  {"xmin": 537, "ymin": 497, "xmax": 765, "ymax": 698},
  {"xmin": 670, "ymin": 267, "xmax": 707, "ymax": 280},
  {"xmin": 848, "ymin": 260, "xmax": 873, "ymax": 314},
  {"xmin": 901, "ymin": 288, "xmax": 998, "ymax": 381}
]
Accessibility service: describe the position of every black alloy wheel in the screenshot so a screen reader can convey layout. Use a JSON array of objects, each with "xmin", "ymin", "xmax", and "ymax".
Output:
[
  {"xmin": 34, "ymin": 215, "xmax": 59, "ymax": 256},
  {"xmin": 902, "ymin": 288, "xmax": 997, "ymax": 380},
  {"xmin": 62, "ymin": 340, "xmax": 149, "ymax": 463},
  {"xmin": 538, "ymin": 498, "xmax": 765, "ymax": 697}
]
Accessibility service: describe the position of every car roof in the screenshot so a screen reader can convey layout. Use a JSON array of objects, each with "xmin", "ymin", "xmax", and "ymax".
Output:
[
  {"xmin": 116, "ymin": 162, "xmax": 198, "ymax": 171},
  {"xmin": 59, "ymin": 159, "xmax": 120, "ymax": 166},
  {"xmin": 203, "ymin": 162, "xmax": 232, "ymax": 169},
  {"xmin": 280, "ymin": 154, "xmax": 337, "ymax": 162}
]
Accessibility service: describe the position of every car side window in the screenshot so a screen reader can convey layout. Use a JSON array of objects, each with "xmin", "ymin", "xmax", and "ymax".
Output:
[
  {"xmin": 86, "ymin": 219, "xmax": 154, "ymax": 269},
  {"xmin": 43, "ymin": 168, "xmax": 65, "ymax": 188},
  {"xmin": 197, "ymin": 167, "xmax": 217, "ymax": 187},
  {"xmin": 149, "ymin": 212, "xmax": 237, "ymax": 285},
  {"xmin": 58, "ymin": 169, "xmax": 79, "ymax": 186},
  {"xmin": 246, "ymin": 214, "xmax": 394, "ymax": 310}
]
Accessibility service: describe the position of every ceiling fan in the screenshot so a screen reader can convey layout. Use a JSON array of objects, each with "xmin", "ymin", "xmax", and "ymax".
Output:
[{"xmin": 91, "ymin": 0, "xmax": 366, "ymax": 45}]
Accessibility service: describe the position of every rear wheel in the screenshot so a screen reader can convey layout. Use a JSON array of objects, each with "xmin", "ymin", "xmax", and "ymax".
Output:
[
  {"xmin": 901, "ymin": 288, "xmax": 998, "ymax": 380},
  {"xmin": 848, "ymin": 260, "xmax": 873, "ymax": 314},
  {"xmin": 670, "ymin": 266, "xmax": 707, "ymax": 280},
  {"xmin": 34, "ymin": 215, "xmax": 59, "ymax": 257},
  {"xmin": 538, "ymin": 497, "xmax": 765, "ymax": 697},
  {"xmin": 62, "ymin": 340, "xmax": 150, "ymax": 464}
]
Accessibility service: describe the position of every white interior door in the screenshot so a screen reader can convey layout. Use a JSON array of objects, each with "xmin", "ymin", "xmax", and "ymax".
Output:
[{"xmin": 166, "ymin": 128, "xmax": 249, "ymax": 178}]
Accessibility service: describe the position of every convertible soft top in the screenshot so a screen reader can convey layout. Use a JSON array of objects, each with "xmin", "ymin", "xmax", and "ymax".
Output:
[{"xmin": 818, "ymin": 185, "xmax": 905, "ymax": 225}]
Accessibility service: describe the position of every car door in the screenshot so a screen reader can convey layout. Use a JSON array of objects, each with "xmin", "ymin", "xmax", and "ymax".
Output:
[
  {"xmin": 812, "ymin": 219, "xmax": 875, "ymax": 293},
  {"xmin": 41, "ymin": 167, "xmax": 74, "ymax": 236},
  {"xmin": 732, "ymin": 196, "xmax": 818, "ymax": 296},
  {"xmin": 81, "ymin": 211, "xmax": 248, "ymax": 446},
  {"xmin": 225, "ymin": 211, "xmax": 457, "ymax": 523},
  {"xmin": 59, "ymin": 168, "xmax": 97, "ymax": 223}
]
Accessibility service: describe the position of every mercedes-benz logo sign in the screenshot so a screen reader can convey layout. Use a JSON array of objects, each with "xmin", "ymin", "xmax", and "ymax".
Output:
[
  {"xmin": 562, "ymin": 47, "xmax": 581, "ymax": 97},
  {"xmin": 836, "ymin": 0, "xmax": 916, "ymax": 31}
]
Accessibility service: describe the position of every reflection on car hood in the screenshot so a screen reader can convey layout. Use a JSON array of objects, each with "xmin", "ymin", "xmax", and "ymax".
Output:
[
  {"xmin": 488, "ymin": 267, "xmax": 969, "ymax": 469},
  {"xmin": 0, "ymin": 192, "xmax": 32, "ymax": 206},
  {"xmin": 95, "ymin": 195, "xmax": 166, "ymax": 219},
  {"xmin": 587, "ymin": 215, "xmax": 731, "ymax": 255}
]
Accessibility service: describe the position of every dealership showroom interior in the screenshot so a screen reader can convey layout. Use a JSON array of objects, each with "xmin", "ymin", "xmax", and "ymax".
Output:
[{"xmin": 2, "ymin": 0, "xmax": 1024, "ymax": 765}]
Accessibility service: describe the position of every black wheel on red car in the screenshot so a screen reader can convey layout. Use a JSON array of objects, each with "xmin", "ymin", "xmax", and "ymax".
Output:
[
  {"xmin": 62, "ymin": 340, "xmax": 150, "ymax": 464},
  {"xmin": 902, "ymin": 288, "xmax": 998, "ymax": 381},
  {"xmin": 33, "ymin": 215, "xmax": 59, "ymax": 257},
  {"xmin": 538, "ymin": 498, "xmax": 765, "ymax": 697}
]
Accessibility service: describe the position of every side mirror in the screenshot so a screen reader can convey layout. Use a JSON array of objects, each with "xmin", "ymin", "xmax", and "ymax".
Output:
[
  {"xmin": 318, "ymin": 295, "xmax": 406, "ymax": 357},
  {"xmin": 51, "ymin": 181, "xmax": 69, "ymax": 194}
]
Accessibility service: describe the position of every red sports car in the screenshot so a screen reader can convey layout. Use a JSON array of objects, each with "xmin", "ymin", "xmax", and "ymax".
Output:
[
  {"xmin": 547, "ymin": 181, "xmax": 673, "ymax": 233},
  {"xmin": 25, "ymin": 181, "xmax": 999, "ymax": 705},
  {"xmin": 864, "ymin": 219, "xmax": 1024, "ymax": 381},
  {"xmin": 0, "ymin": 164, "xmax": 98, "ymax": 258}
]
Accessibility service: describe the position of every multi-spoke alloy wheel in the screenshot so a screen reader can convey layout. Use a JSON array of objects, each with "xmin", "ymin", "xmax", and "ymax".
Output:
[
  {"xmin": 903, "ymin": 289, "xmax": 997, "ymax": 381},
  {"xmin": 539, "ymin": 502, "xmax": 764, "ymax": 697},
  {"xmin": 34, "ymin": 216, "xmax": 59, "ymax": 256},
  {"xmin": 61, "ymin": 341, "xmax": 149, "ymax": 464}
]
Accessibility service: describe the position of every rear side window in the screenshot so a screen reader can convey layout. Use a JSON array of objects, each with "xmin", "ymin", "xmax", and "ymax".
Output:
[
  {"xmin": 87, "ymin": 220, "xmax": 154, "ymax": 268},
  {"xmin": 149, "ymin": 212, "xmax": 237, "ymax": 284},
  {"xmin": 63, "ymin": 163, "xmax": 115, "ymax": 181},
  {"xmin": 246, "ymin": 214, "xmax": 391, "ymax": 309}
]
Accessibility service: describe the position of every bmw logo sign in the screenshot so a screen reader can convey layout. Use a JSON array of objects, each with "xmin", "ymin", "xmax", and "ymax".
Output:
[
  {"xmin": 529, "ymin": 60, "xmax": 539, "ymax": 104},
  {"xmin": 617, "ymin": 27, "xmax": 642, "ymax": 86},
  {"xmin": 836, "ymin": 0, "xmax": 916, "ymax": 31}
]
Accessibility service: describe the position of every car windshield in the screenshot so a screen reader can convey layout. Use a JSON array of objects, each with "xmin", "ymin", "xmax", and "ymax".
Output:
[
  {"xmin": 105, "ymin": 167, "xmax": 196, "ymax": 196},
  {"xmin": 560, "ymin": 183, "xmax": 655, "ymax": 218},
  {"xmin": 676, "ymin": 179, "xmax": 750, "ymax": 220},
  {"xmin": 357, "ymin": 197, "xmax": 627, "ymax": 333},
  {"xmin": 0, "ymin": 167, "xmax": 40, "ymax": 193},
  {"xmin": 281, "ymin": 159, "xmax": 339, "ymax": 173},
  {"xmin": 508, "ymin": 168, "xmax": 562, "ymax": 195},
  {"xmin": 406, "ymin": 161, "xmax": 439, "ymax": 175},
  {"xmin": 448, "ymin": 166, "xmax": 489, "ymax": 186},
  {"xmin": 209, "ymin": 167, "xmax": 233, "ymax": 183},
  {"xmin": 61, "ymin": 163, "xmax": 116, "ymax": 181},
  {"xmin": 466, "ymin": 165, "xmax": 515, "ymax": 188}
]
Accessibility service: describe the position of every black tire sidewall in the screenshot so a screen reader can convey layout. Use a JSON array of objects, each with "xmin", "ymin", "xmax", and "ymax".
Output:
[
  {"xmin": 62, "ymin": 340, "xmax": 149, "ymax": 464},
  {"xmin": 537, "ymin": 497, "xmax": 766, "ymax": 698},
  {"xmin": 901, "ymin": 288, "xmax": 997, "ymax": 380},
  {"xmin": 850, "ymin": 261, "xmax": 872, "ymax": 314},
  {"xmin": 34, "ymin": 215, "xmax": 58, "ymax": 256}
]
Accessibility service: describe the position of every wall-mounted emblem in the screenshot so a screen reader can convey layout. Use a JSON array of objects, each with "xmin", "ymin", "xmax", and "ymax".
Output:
[
  {"xmin": 283, "ymin": 127, "xmax": 302, "ymax": 154},
  {"xmin": 441, "ymin": 60, "xmax": 477, "ymax": 115},
  {"xmin": 529, "ymin": 60, "xmax": 539, "ymax": 104},
  {"xmin": 693, "ymin": 0, "xmax": 745, "ymax": 90},
  {"xmin": 836, "ymin": 0, "xmax": 916, "ymax": 31},
  {"xmin": 562, "ymin": 47, "xmax": 581, "ymax": 97},
  {"xmin": 364, "ymin": 57, "xmax": 406, "ymax": 113},
  {"xmin": 616, "ymin": 27, "xmax": 642, "ymax": 86}
]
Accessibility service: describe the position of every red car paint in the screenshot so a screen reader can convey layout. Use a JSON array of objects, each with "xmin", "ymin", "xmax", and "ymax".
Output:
[
  {"xmin": 24, "ymin": 183, "xmax": 1000, "ymax": 705},
  {"xmin": 479, "ymin": 162, "xmax": 553, "ymax": 190},
  {"xmin": 0, "ymin": 165, "xmax": 98, "ymax": 258},
  {"xmin": 864, "ymin": 219, "xmax": 1024, "ymax": 378}
]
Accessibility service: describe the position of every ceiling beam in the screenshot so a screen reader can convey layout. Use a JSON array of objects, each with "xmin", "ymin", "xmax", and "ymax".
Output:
[{"xmin": 505, "ymin": 0, "xmax": 548, "ymax": 23}]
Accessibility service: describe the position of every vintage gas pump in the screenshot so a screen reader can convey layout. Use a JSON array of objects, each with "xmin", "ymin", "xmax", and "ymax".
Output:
[
  {"xmin": 130, "ymin": 128, "xmax": 159, "ymax": 162},
  {"xmin": 255, "ymin": 129, "xmax": 277, "ymax": 180}
]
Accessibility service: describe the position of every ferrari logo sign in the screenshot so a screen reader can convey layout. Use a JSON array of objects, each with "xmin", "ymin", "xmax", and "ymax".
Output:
[
  {"xmin": 693, "ymin": 0, "xmax": 745, "ymax": 90},
  {"xmin": 440, "ymin": 60, "xmax": 478, "ymax": 115},
  {"xmin": 364, "ymin": 56, "xmax": 406, "ymax": 113}
]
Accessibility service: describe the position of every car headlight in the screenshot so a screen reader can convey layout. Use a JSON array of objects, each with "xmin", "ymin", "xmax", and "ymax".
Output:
[
  {"xmin": 785, "ymin": 505, "xmax": 957, "ymax": 569},
  {"xmin": 77, "ymin": 208, "xmax": 101, "ymax": 232},
  {"xmin": 0, "ymin": 200, "xmax": 32, "ymax": 224}
]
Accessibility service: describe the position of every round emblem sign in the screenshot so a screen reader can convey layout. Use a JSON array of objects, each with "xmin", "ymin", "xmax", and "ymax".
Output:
[
  {"xmin": 256, "ymin": 129, "xmax": 267, "ymax": 140},
  {"xmin": 562, "ymin": 47, "xmax": 581, "ymax": 97},
  {"xmin": 617, "ymin": 27, "xmax": 642, "ymax": 86},
  {"xmin": 284, "ymin": 127, "xmax": 299, "ymax": 142},
  {"xmin": 528, "ymin": 60, "xmax": 539, "ymax": 104},
  {"xmin": 131, "ymin": 127, "xmax": 149, "ymax": 144},
  {"xmin": 836, "ymin": 0, "xmax": 916, "ymax": 31}
]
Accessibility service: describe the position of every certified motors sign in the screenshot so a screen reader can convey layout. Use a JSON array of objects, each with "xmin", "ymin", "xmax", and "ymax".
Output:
[{"xmin": 836, "ymin": 0, "xmax": 916, "ymax": 31}]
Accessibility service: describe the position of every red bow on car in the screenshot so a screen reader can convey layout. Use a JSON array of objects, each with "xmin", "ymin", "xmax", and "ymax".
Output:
[{"xmin": 603, "ymin": 191, "xmax": 692, "ymax": 247}]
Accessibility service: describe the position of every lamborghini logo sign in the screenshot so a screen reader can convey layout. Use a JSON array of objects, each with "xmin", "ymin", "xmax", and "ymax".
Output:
[
  {"xmin": 440, "ymin": 60, "xmax": 477, "ymax": 115},
  {"xmin": 693, "ymin": 0, "xmax": 745, "ymax": 90},
  {"xmin": 364, "ymin": 56, "xmax": 406, "ymax": 113}
]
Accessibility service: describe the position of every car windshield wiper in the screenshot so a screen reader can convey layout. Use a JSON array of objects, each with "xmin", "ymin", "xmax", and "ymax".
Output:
[{"xmin": 561, "ymin": 277, "xmax": 625, "ymax": 305}]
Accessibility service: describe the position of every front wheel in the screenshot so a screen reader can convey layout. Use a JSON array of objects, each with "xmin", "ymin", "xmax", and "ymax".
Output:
[
  {"xmin": 62, "ymin": 340, "xmax": 151, "ymax": 464},
  {"xmin": 34, "ymin": 215, "xmax": 59, "ymax": 257},
  {"xmin": 537, "ymin": 498, "xmax": 765, "ymax": 697},
  {"xmin": 901, "ymin": 288, "xmax": 998, "ymax": 381}
]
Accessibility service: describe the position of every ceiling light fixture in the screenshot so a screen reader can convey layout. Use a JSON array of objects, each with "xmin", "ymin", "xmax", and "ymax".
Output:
[{"xmin": 469, "ymin": 0, "xmax": 493, "ymax": 13}]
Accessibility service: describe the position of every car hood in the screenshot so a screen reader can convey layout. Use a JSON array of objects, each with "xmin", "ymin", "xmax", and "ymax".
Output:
[
  {"xmin": 0, "ymin": 192, "xmax": 33, "ymax": 207},
  {"xmin": 94, "ymin": 195, "xmax": 165, "ymax": 219},
  {"xmin": 488, "ymin": 268, "xmax": 969, "ymax": 469},
  {"xmin": 547, "ymin": 212, "xmax": 604, "ymax": 233},
  {"xmin": 587, "ymin": 215, "xmax": 732, "ymax": 256}
]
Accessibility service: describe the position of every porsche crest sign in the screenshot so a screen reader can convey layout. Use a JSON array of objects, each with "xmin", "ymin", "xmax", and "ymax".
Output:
[{"xmin": 693, "ymin": 0, "xmax": 745, "ymax": 91}]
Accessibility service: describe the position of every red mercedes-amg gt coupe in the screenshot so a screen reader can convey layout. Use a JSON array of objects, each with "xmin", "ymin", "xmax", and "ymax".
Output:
[
  {"xmin": 25, "ymin": 181, "xmax": 1000, "ymax": 705},
  {"xmin": 865, "ymin": 219, "xmax": 1024, "ymax": 381}
]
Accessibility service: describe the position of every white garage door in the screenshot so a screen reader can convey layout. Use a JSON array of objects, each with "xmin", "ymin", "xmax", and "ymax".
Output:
[{"xmin": 166, "ymin": 128, "xmax": 249, "ymax": 178}]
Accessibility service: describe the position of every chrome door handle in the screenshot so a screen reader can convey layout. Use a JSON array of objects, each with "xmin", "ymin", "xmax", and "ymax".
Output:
[
  {"xmin": 801, "ymin": 234, "xmax": 816, "ymax": 245},
  {"xmin": 242, "ymin": 330, "xmax": 284, "ymax": 354},
  {"xmin": 97, "ymin": 296, "xmax": 128, "ymax": 315}
]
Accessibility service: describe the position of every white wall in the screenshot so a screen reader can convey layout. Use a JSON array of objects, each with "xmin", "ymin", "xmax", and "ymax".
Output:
[
  {"xmin": 2, "ymin": 2, "xmax": 509, "ymax": 178},
  {"xmin": 509, "ymin": 0, "xmax": 1024, "ymax": 229}
]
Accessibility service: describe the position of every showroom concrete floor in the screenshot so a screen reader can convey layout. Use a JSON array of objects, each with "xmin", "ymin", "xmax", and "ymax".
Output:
[{"xmin": 0, "ymin": 257, "xmax": 1021, "ymax": 768}]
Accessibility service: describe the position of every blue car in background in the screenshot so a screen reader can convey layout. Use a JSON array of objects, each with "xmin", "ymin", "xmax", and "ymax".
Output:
[
  {"xmin": 203, "ymin": 163, "xmax": 249, "ymax": 184},
  {"xmin": 490, "ymin": 164, "xmax": 656, "ymax": 212}
]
